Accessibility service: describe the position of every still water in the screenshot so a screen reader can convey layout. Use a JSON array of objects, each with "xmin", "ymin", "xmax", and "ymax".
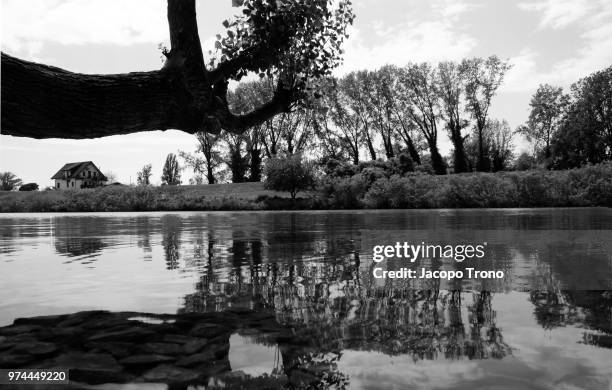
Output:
[{"xmin": 1, "ymin": 209, "xmax": 611, "ymax": 389}]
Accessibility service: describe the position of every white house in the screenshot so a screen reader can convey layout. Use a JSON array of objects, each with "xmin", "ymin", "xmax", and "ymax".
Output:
[{"xmin": 51, "ymin": 161, "xmax": 107, "ymax": 189}]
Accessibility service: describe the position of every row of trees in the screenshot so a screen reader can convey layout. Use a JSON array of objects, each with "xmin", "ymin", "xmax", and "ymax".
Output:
[
  {"xmin": 132, "ymin": 62, "xmax": 609, "ymax": 186},
  {"xmin": 172, "ymin": 56, "xmax": 518, "ymax": 184},
  {"xmin": 136, "ymin": 154, "xmax": 181, "ymax": 186}
]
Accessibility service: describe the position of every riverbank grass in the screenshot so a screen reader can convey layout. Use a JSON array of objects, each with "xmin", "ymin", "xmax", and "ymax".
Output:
[{"xmin": 1, "ymin": 163, "xmax": 611, "ymax": 212}]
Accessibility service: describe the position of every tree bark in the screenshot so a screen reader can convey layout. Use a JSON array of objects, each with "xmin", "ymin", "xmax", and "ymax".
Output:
[
  {"xmin": 1, "ymin": 0, "xmax": 292, "ymax": 139},
  {"xmin": 428, "ymin": 142, "xmax": 447, "ymax": 175},
  {"xmin": 449, "ymin": 124, "xmax": 468, "ymax": 173},
  {"xmin": 1, "ymin": 53, "xmax": 195, "ymax": 139}
]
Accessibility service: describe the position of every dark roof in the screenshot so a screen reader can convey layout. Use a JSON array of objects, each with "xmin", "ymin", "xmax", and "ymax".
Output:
[{"xmin": 51, "ymin": 161, "xmax": 107, "ymax": 181}]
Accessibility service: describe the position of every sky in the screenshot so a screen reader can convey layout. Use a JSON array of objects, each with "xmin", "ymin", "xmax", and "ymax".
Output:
[{"xmin": 1, "ymin": 0, "xmax": 611, "ymax": 186}]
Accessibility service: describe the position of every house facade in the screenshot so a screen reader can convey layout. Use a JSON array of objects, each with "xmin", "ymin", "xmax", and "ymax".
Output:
[{"xmin": 51, "ymin": 161, "xmax": 107, "ymax": 189}]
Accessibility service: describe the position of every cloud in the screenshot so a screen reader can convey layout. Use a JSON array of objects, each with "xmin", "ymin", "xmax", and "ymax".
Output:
[
  {"xmin": 336, "ymin": 0, "xmax": 477, "ymax": 74},
  {"xmin": 518, "ymin": 0, "xmax": 594, "ymax": 29},
  {"xmin": 1, "ymin": 0, "xmax": 167, "ymax": 55},
  {"xmin": 503, "ymin": 0, "xmax": 612, "ymax": 93}
]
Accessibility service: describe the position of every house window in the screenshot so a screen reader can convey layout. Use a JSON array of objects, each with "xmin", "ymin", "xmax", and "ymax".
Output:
[
  {"xmin": 88, "ymin": 171, "xmax": 91, "ymax": 178},
  {"xmin": 72, "ymin": 181, "xmax": 74, "ymax": 187},
  {"xmin": 57, "ymin": 182, "xmax": 60, "ymax": 188}
]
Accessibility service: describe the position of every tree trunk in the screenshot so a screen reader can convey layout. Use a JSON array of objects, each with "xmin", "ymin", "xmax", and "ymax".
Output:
[
  {"xmin": 405, "ymin": 137, "xmax": 421, "ymax": 165},
  {"xmin": 428, "ymin": 142, "xmax": 447, "ymax": 175},
  {"xmin": 449, "ymin": 125, "xmax": 468, "ymax": 173},
  {"xmin": 476, "ymin": 127, "xmax": 490, "ymax": 172},
  {"xmin": 365, "ymin": 130, "xmax": 377, "ymax": 160},
  {"xmin": 206, "ymin": 163, "xmax": 216, "ymax": 184},
  {"xmin": 383, "ymin": 133, "xmax": 394, "ymax": 158},
  {"xmin": 249, "ymin": 149, "xmax": 262, "ymax": 182}
]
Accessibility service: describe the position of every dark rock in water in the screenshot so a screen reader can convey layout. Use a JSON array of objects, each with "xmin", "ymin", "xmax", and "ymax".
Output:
[
  {"xmin": 119, "ymin": 354, "xmax": 175, "ymax": 366},
  {"xmin": 14, "ymin": 314, "xmax": 67, "ymax": 327},
  {"xmin": 0, "ymin": 353, "xmax": 35, "ymax": 368},
  {"xmin": 190, "ymin": 322, "xmax": 224, "ymax": 337},
  {"xmin": 0, "ymin": 309, "xmax": 291, "ymax": 385},
  {"xmin": 141, "ymin": 364, "xmax": 200, "ymax": 383},
  {"xmin": 183, "ymin": 338, "xmax": 208, "ymax": 354},
  {"xmin": 162, "ymin": 334, "xmax": 193, "ymax": 344},
  {"xmin": 88, "ymin": 326, "xmax": 155, "ymax": 342},
  {"xmin": 140, "ymin": 342, "xmax": 184, "ymax": 355},
  {"xmin": 176, "ymin": 351, "xmax": 215, "ymax": 367},
  {"xmin": 208, "ymin": 341, "xmax": 231, "ymax": 359},
  {"xmin": 52, "ymin": 352, "xmax": 129, "ymax": 384},
  {"xmin": 53, "ymin": 352, "xmax": 121, "ymax": 371},
  {"xmin": 11, "ymin": 341, "xmax": 58, "ymax": 357},
  {"xmin": 0, "ymin": 336, "xmax": 14, "ymax": 351},
  {"xmin": 197, "ymin": 360, "xmax": 230, "ymax": 377},
  {"xmin": 87, "ymin": 341, "xmax": 134, "ymax": 359},
  {"xmin": 56, "ymin": 311, "xmax": 105, "ymax": 328},
  {"xmin": 0, "ymin": 324, "xmax": 43, "ymax": 336},
  {"xmin": 52, "ymin": 326, "xmax": 84, "ymax": 337}
]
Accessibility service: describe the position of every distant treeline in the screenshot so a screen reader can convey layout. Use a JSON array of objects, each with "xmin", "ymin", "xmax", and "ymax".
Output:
[
  {"xmin": 173, "ymin": 58, "xmax": 611, "ymax": 185},
  {"xmin": 1, "ymin": 163, "xmax": 610, "ymax": 212}
]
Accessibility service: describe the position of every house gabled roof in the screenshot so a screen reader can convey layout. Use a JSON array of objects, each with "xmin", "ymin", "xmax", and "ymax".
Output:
[{"xmin": 51, "ymin": 161, "xmax": 107, "ymax": 181}]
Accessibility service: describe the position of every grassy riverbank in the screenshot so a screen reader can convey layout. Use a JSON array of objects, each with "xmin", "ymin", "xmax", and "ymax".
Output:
[{"xmin": 1, "ymin": 163, "xmax": 611, "ymax": 212}]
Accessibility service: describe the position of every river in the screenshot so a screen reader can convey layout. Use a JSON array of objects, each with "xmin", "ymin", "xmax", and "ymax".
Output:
[{"xmin": 1, "ymin": 209, "xmax": 611, "ymax": 389}]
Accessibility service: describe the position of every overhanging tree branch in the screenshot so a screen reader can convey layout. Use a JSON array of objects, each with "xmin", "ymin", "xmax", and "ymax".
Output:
[{"xmin": 1, "ymin": 0, "xmax": 353, "ymax": 139}]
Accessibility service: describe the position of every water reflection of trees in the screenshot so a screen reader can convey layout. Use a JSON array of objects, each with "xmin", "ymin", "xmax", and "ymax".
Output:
[
  {"xmin": 53, "ymin": 217, "xmax": 107, "ymax": 260},
  {"xmin": 180, "ymin": 227, "xmax": 512, "ymax": 363},
  {"xmin": 530, "ymin": 290, "xmax": 612, "ymax": 349},
  {"xmin": 161, "ymin": 215, "xmax": 181, "ymax": 270}
]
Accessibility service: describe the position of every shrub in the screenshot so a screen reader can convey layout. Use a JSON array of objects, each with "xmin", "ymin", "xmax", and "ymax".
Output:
[
  {"xmin": 320, "ymin": 173, "xmax": 370, "ymax": 209},
  {"xmin": 19, "ymin": 183, "xmax": 39, "ymax": 191},
  {"xmin": 264, "ymin": 155, "xmax": 316, "ymax": 200},
  {"xmin": 319, "ymin": 161, "xmax": 612, "ymax": 209},
  {"xmin": 322, "ymin": 158, "xmax": 357, "ymax": 177}
]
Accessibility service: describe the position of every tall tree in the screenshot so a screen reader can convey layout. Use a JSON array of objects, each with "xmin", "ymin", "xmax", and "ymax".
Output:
[
  {"xmin": 198, "ymin": 132, "xmax": 223, "ymax": 184},
  {"xmin": 381, "ymin": 65, "xmax": 422, "ymax": 165},
  {"xmin": 462, "ymin": 56, "xmax": 511, "ymax": 171},
  {"xmin": 551, "ymin": 66, "xmax": 612, "ymax": 168},
  {"xmin": 365, "ymin": 68, "xmax": 397, "ymax": 158},
  {"xmin": 398, "ymin": 63, "xmax": 446, "ymax": 175},
  {"xmin": 340, "ymin": 71, "xmax": 378, "ymax": 160},
  {"xmin": 228, "ymin": 80, "xmax": 270, "ymax": 181},
  {"xmin": 438, "ymin": 61, "xmax": 469, "ymax": 173},
  {"xmin": 278, "ymin": 108, "xmax": 315, "ymax": 155},
  {"xmin": 179, "ymin": 132, "xmax": 223, "ymax": 185},
  {"xmin": 487, "ymin": 119, "xmax": 514, "ymax": 172},
  {"xmin": 136, "ymin": 164, "xmax": 153, "ymax": 186},
  {"xmin": 465, "ymin": 119, "xmax": 514, "ymax": 172},
  {"xmin": 0, "ymin": 172, "xmax": 22, "ymax": 191},
  {"xmin": 518, "ymin": 84, "xmax": 568, "ymax": 161},
  {"xmin": 327, "ymin": 82, "xmax": 362, "ymax": 164},
  {"xmin": 310, "ymin": 80, "xmax": 350, "ymax": 162},
  {"xmin": 2, "ymin": 0, "xmax": 353, "ymax": 139},
  {"xmin": 223, "ymin": 133, "xmax": 250, "ymax": 183},
  {"xmin": 161, "ymin": 153, "xmax": 181, "ymax": 185}
]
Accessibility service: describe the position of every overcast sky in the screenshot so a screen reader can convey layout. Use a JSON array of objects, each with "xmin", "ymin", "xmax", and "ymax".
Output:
[{"xmin": 1, "ymin": 0, "xmax": 611, "ymax": 186}]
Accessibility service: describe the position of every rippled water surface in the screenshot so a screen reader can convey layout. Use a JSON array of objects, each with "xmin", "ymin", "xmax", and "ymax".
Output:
[{"xmin": 1, "ymin": 209, "xmax": 611, "ymax": 389}]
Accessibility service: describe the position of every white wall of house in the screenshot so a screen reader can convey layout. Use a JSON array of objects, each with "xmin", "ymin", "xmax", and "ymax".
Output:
[{"xmin": 55, "ymin": 179, "xmax": 83, "ymax": 189}]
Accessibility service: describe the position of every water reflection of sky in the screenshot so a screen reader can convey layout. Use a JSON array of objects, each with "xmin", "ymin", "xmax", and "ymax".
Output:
[
  {"xmin": 0, "ymin": 209, "xmax": 611, "ymax": 389},
  {"xmin": 337, "ymin": 292, "xmax": 612, "ymax": 390}
]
